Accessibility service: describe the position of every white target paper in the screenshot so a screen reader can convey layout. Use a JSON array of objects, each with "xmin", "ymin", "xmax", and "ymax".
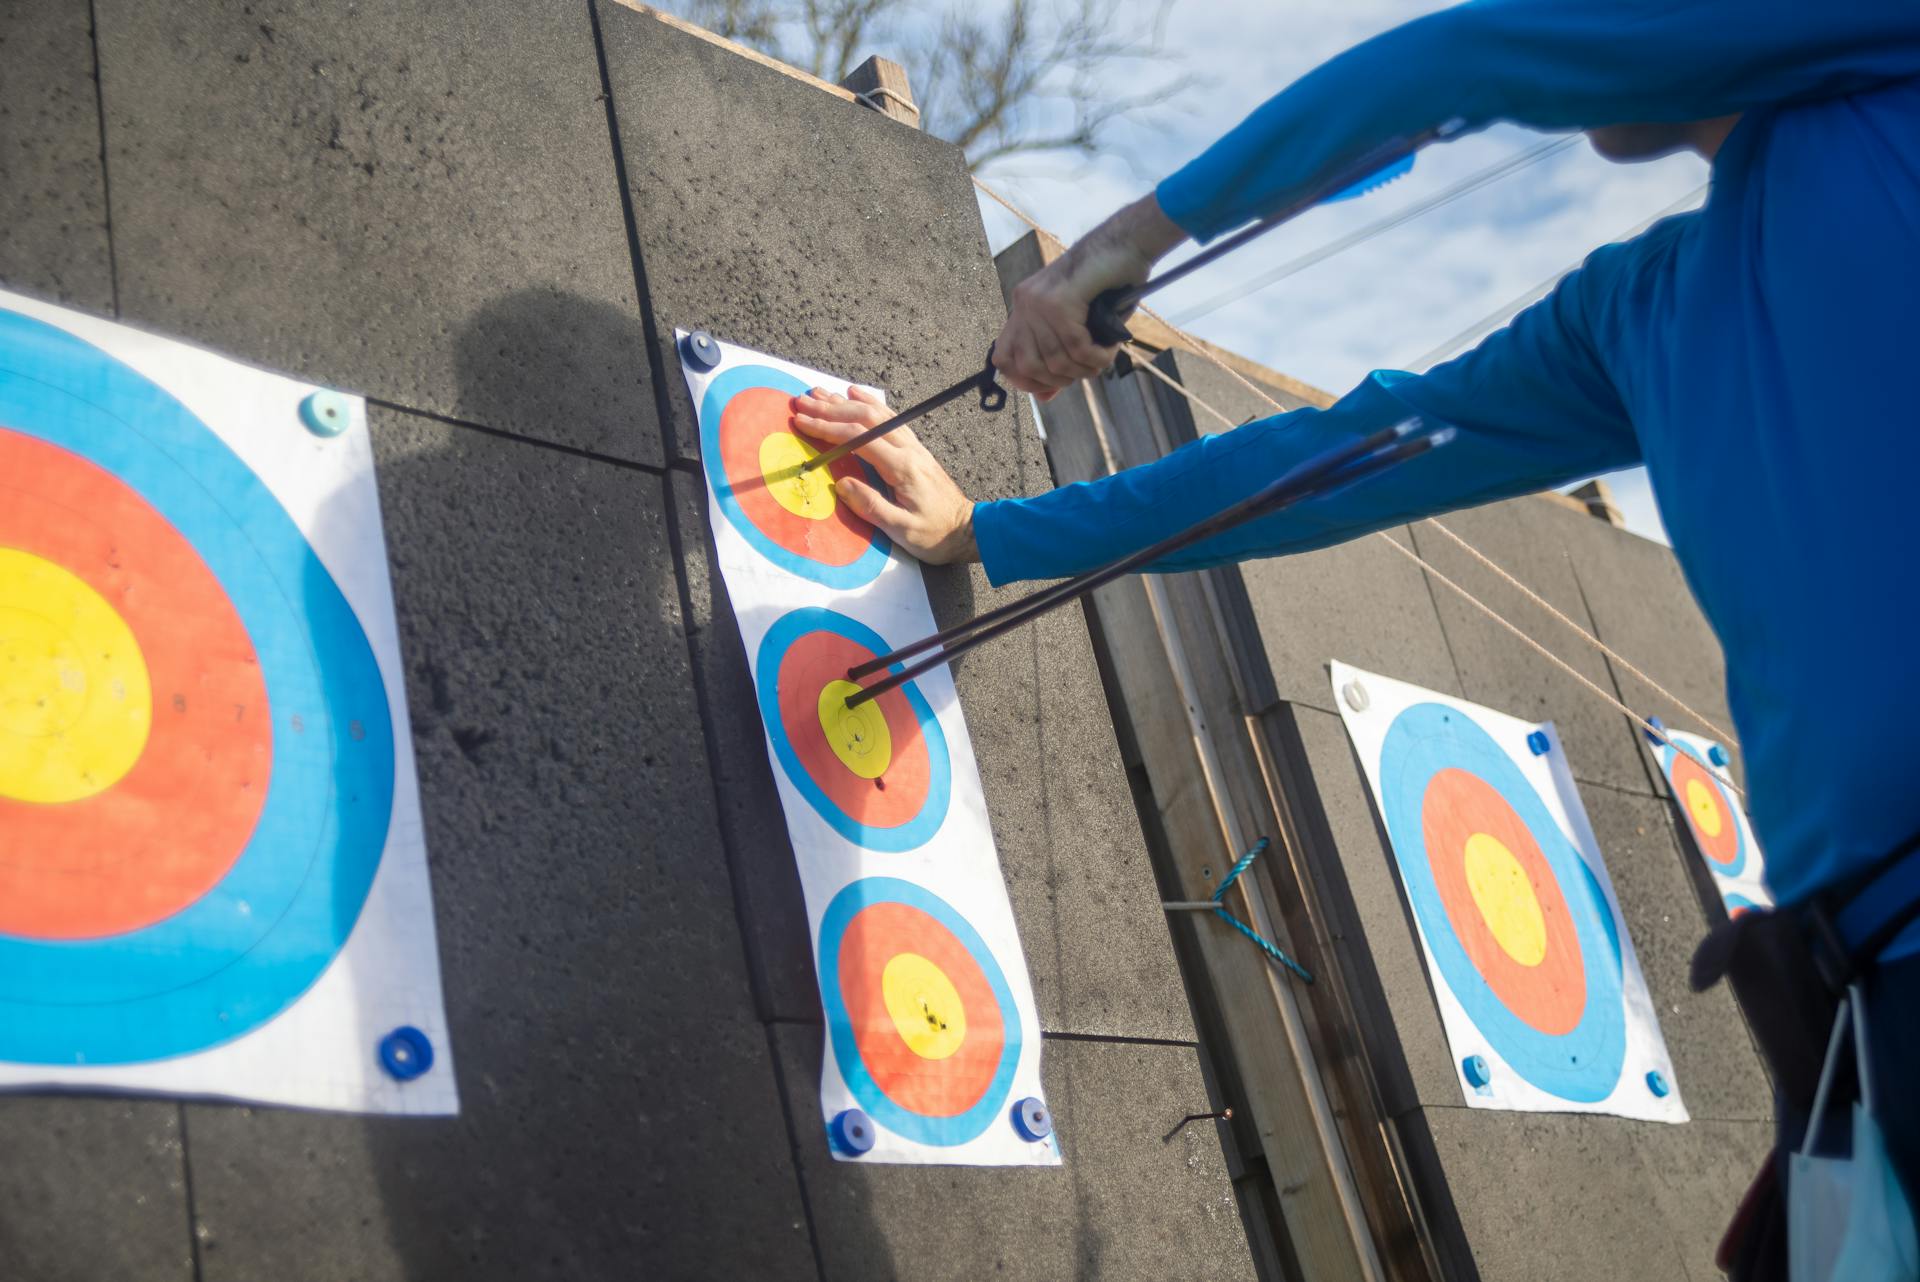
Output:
[
  {"xmin": 678, "ymin": 333, "xmax": 1055, "ymax": 1166},
  {"xmin": 1650, "ymin": 727, "xmax": 1771, "ymax": 915},
  {"xmin": 0, "ymin": 289, "xmax": 454, "ymax": 1115},
  {"xmin": 1332, "ymin": 661, "xmax": 1685, "ymax": 1122}
]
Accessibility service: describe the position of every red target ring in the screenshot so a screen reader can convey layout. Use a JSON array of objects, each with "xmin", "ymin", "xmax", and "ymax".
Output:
[
  {"xmin": 1669, "ymin": 750, "xmax": 1740, "ymax": 867},
  {"xmin": 1422, "ymin": 767, "xmax": 1586, "ymax": 1036},
  {"xmin": 718, "ymin": 386, "xmax": 879, "ymax": 570},
  {"xmin": 774, "ymin": 627, "xmax": 932, "ymax": 829},
  {"xmin": 0, "ymin": 430, "xmax": 269, "ymax": 939},
  {"xmin": 838, "ymin": 900, "xmax": 1006, "ymax": 1118}
]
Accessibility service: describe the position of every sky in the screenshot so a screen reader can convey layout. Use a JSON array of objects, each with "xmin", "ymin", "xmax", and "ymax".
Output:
[{"xmin": 968, "ymin": 0, "xmax": 1711, "ymax": 543}]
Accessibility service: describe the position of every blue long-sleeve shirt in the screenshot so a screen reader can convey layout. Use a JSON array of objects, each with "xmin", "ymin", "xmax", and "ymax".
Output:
[{"xmin": 971, "ymin": 0, "xmax": 1920, "ymax": 908}]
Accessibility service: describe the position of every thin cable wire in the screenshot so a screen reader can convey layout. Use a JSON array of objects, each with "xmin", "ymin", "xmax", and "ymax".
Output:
[
  {"xmin": 1406, "ymin": 183, "xmax": 1707, "ymax": 371},
  {"xmin": 1123, "ymin": 343, "xmax": 1239, "ymax": 431},
  {"xmin": 1421, "ymin": 517, "xmax": 1737, "ymax": 743},
  {"xmin": 970, "ymin": 172, "xmax": 1735, "ymax": 758},
  {"xmin": 1376, "ymin": 532, "xmax": 1742, "ymax": 795},
  {"xmin": 1168, "ymin": 136, "xmax": 1580, "ymax": 326}
]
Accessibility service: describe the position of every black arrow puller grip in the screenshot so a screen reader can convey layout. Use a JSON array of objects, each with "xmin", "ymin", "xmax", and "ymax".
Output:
[
  {"xmin": 1086, "ymin": 286, "xmax": 1139, "ymax": 347},
  {"xmin": 976, "ymin": 342, "xmax": 1007, "ymax": 412}
]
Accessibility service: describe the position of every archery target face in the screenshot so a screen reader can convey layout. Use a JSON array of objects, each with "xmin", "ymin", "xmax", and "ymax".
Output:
[
  {"xmin": 757, "ymin": 607, "xmax": 952, "ymax": 852},
  {"xmin": 819, "ymin": 878, "xmax": 1021, "ymax": 1147},
  {"xmin": 0, "ymin": 291, "xmax": 451, "ymax": 1114},
  {"xmin": 1332, "ymin": 662, "xmax": 1684, "ymax": 1122},
  {"xmin": 681, "ymin": 333, "xmax": 1054, "ymax": 1166},
  {"xmin": 1654, "ymin": 729, "xmax": 1770, "ymax": 914},
  {"xmin": 698, "ymin": 363, "xmax": 892, "ymax": 589}
]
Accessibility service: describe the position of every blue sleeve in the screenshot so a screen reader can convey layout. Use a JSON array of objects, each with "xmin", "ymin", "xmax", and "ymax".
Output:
[
  {"xmin": 1159, "ymin": 0, "xmax": 1920, "ymax": 241},
  {"xmin": 972, "ymin": 242, "xmax": 1643, "ymax": 586}
]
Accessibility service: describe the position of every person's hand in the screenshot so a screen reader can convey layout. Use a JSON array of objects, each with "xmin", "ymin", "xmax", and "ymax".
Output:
[
  {"xmin": 995, "ymin": 193, "xmax": 1188, "ymax": 401},
  {"xmin": 790, "ymin": 385, "xmax": 979, "ymax": 565}
]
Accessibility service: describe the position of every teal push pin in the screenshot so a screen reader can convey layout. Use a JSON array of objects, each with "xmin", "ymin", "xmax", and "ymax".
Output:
[
  {"xmin": 1646, "ymin": 1070, "xmax": 1671, "ymax": 1098},
  {"xmin": 1707, "ymin": 744, "xmax": 1729, "ymax": 768},
  {"xmin": 1462, "ymin": 1055, "xmax": 1491, "ymax": 1089},
  {"xmin": 300, "ymin": 390, "xmax": 352, "ymax": 438}
]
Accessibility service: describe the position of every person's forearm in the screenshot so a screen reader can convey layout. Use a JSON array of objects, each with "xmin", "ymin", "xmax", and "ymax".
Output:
[
  {"xmin": 1159, "ymin": 0, "xmax": 1920, "ymax": 243},
  {"xmin": 1055, "ymin": 194, "xmax": 1187, "ymax": 284},
  {"xmin": 974, "ymin": 254, "xmax": 1646, "ymax": 586}
]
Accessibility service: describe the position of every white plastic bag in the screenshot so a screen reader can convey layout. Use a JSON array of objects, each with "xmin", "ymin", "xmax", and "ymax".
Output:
[{"xmin": 1788, "ymin": 986, "xmax": 1920, "ymax": 1282}]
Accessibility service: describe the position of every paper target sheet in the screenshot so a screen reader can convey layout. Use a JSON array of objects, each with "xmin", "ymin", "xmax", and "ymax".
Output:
[
  {"xmin": 1331, "ymin": 661, "xmax": 1686, "ymax": 1123},
  {"xmin": 1650, "ymin": 727, "xmax": 1771, "ymax": 916},
  {"xmin": 679, "ymin": 333, "xmax": 1057, "ymax": 1166},
  {"xmin": 0, "ymin": 289, "xmax": 455, "ymax": 1115}
]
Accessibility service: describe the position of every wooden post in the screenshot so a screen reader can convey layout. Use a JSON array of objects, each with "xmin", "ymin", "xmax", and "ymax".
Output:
[
  {"xmin": 994, "ymin": 228, "xmax": 1431, "ymax": 1282},
  {"xmin": 1568, "ymin": 478, "xmax": 1626, "ymax": 528},
  {"xmin": 840, "ymin": 56, "xmax": 920, "ymax": 128}
]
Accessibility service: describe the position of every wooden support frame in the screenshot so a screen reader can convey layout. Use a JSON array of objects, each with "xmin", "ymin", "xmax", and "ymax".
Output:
[{"xmin": 995, "ymin": 230, "xmax": 1448, "ymax": 1282}]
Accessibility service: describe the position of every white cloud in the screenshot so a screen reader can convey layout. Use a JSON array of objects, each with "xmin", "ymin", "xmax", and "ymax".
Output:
[{"xmin": 973, "ymin": 0, "xmax": 1708, "ymax": 542}]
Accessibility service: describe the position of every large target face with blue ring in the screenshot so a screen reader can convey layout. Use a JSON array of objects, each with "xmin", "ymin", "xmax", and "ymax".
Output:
[
  {"xmin": 0, "ymin": 306, "xmax": 393, "ymax": 1066},
  {"xmin": 700, "ymin": 364, "xmax": 893, "ymax": 589},
  {"xmin": 1379, "ymin": 703, "xmax": 1626, "ymax": 1103},
  {"xmin": 819, "ymin": 878, "xmax": 1022, "ymax": 1147},
  {"xmin": 757, "ymin": 607, "xmax": 951, "ymax": 852}
]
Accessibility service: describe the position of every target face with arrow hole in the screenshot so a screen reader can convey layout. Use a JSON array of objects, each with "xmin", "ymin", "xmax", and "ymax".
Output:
[
  {"xmin": 818, "ymin": 877, "xmax": 1022, "ymax": 1147},
  {"xmin": 0, "ymin": 292, "xmax": 452, "ymax": 1113},
  {"xmin": 1332, "ymin": 661, "xmax": 1684, "ymax": 1122},
  {"xmin": 681, "ymin": 332, "xmax": 1054, "ymax": 1164},
  {"xmin": 756, "ymin": 606, "xmax": 951, "ymax": 852},
  {"xmin": 1653, "ymin": 727, "xmax": 1770, "ymax": 914},
  {"xmin": 699, "ymin": 363, "xmax": 892, "ymax": 588}
]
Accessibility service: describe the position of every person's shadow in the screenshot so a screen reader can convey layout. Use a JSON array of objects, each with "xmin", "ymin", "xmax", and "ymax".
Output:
[{"xmin": 293, "ymin": 288, "xmax": 890, "ymax": 1280}]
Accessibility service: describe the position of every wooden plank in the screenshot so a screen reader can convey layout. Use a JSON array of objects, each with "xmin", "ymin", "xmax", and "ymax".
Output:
[
  {"xmin": 839, "ymin": 55, "xmax": 919, "ymax": 127},
  {"xmin": 1123, "ymin": 355, "xmax": 1446, "ymax": 1280},
  {"xmin": 1024, "ymin": 372, "xmax": 1378, "ymax": 1282}
]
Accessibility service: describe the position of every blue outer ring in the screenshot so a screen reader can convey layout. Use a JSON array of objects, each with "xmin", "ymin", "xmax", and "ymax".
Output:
[
  {"xmin": 1379, "ymin": 703, "xmax": 1626, "ymax": 1103},
  {"xmin": 0, "ymin": 307, "xmax": 394, "ymax": 1065},
  {"xmin": 699, "ymin": 364, "xmax": 892, "ymax": 588},
  {"xmin": 756, "ymin": 607, "xmax": 950, "ymax": 852},
  {"xmin": 1659, "ymin": 740, "xmax": 1747, "ymax": 878},
  {"xmin": 818, "ymin": 878, "xmax": 1022, "ymax": 1147}
]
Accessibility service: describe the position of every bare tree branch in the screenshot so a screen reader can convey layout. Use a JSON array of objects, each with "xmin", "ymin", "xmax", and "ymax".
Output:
[{"xmin": 664, "ymin": 0, "xmax": 1197, "ymax": 174}]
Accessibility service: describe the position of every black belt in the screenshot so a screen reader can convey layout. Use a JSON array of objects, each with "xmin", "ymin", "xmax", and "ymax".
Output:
[{"xmin": 1804, "ymin": 830, "xmax": 1920, "ymax": 989}]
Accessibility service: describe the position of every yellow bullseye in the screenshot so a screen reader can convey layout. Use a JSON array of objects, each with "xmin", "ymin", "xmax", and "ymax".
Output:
[
  {"xmin": 1463, "ymin": 832, "xmax": 1548, "ymax": 968},
  {"xmin": 0, "ymin": 547, "xmax": 152, "ymax": 804},
  {"xmin": 817, "ymin": 678, "xmax": 892, "ymax": 779},
  {"xmin": 759, "ymin": 432, "xmax": 838, "ymax": 521},
  {"xmin": 1684, "ymin": 777, "xmax": 1724, "ymax": 838},
  {"xmin": 881, "ymin": 952, "xmax": 968, "ymax": 1060}
]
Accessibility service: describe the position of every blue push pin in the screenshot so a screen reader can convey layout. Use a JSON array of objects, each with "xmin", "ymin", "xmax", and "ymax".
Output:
[
  {"xmin": 1642, "ymin": 714, "xmax": 1667, "ymax": 747},
  {"xmin": 299, "ymin": 390, "xmax": 352, "ymax": 437},
  {"xmin": 681, "ymin": 330, "xmax": 723, "ymax": 373},
  {"xmin": 1462, "ymin": 1055, "xmax": 1491, "ymax": 1089},
  {"xmin": 1526, "ymin": 730, "xmax": 1551, "ymax": 757},
  {"xmin": 1011, "ymin": 1097, "xmax": 1052, "ymax": 1142},
  {"xmin": 829, "ymin": 1108, "xmax": 875, "ymax": 1157},
  {"xmin": 377, "ymin": 1026, "xmax": 434, "ymax": 1082},
  {"xmin": 1707, "ymin": 743, "xmax": 1729, "ymax": 768},
  {"xmin": 1646, "ymin": 1070, "xmax": 1671, "ymax": 1098}
]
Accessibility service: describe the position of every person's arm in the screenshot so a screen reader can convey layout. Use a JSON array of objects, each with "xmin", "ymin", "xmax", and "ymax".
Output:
[
  {"xmin": 973, "ymin": 235, "xmax": 1645, "ymax": 585},
  {"xmin": 994, "ymin": 0, "xmax": 1920, "ymax": 400},
  {"xmin": 1161, "ymin": 0, "xmax": 1920, "ymax": 243}
]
